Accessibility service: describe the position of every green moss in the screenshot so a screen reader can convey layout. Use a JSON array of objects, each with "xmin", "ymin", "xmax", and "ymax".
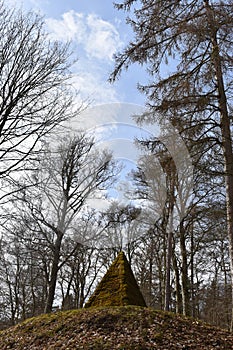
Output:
[{"xmin": 85, "ymin": 252, "xmax": 146, "ymax": 308}]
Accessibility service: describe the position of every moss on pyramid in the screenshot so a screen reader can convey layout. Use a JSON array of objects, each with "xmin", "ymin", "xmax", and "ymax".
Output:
[{"xmin": 85, "ymin": 251, "xmax": 146, "ymax": 308}]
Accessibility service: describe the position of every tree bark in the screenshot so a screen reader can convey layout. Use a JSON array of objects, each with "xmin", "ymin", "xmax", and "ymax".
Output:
[
  {"xmin": 204, "ymin": 0, "xmax": 233, "ymax": 330},
  {"xmin": 44, "ymin": 233, "xmax": 63, "ymax": 313},
  {"xmin": 164, "ymin": 225, "xmax": 173, "ymax": 311},
  {"xmin": 164, "ymin": 163, "xmax": 175, "ymax": 311},
  {"xmin": 172, "ymin": 251, "xmax": 182, "ymax": 314},
  {"xmin": 180, "ymin": 221, "xmax": 190, "ymax": 316}
]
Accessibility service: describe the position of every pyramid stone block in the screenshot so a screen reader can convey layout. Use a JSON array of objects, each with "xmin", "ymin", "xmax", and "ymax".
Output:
[{"xmin": 85, "ymin": 251, "xmax": 146, "ymax": 308}]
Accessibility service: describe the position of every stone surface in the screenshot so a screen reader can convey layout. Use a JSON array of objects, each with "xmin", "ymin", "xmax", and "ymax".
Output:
[{"xmin": 85, "ymin": 251, "xmax": 147, "ymax": 308}]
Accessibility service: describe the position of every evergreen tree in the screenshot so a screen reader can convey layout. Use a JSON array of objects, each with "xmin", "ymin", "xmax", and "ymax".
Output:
[{"xmin": 111, "ymin": 0, "xmax": 233, "ymax": 328}]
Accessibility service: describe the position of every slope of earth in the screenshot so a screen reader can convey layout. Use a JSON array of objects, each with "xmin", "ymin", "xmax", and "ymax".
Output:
[{"xmin": 0, "ymin": 306, "xmax": 233, "ymax": 350}]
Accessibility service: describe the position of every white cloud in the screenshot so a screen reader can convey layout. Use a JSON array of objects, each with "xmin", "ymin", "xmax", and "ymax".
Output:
[
  {"xmin": 45, "ymin": 11, "xmax": 123, "ymax": 104},
  {"xmin": 46, "ymin": 11, "xmax": 123, "ymax": 61},
  {"xmin": 46, "ymin": 11, "xmax": 86, "ymax": 42},
  {"xmin": 71, "ymin": 70, "xmax": 119, "ymax": 105},
  {"xmin": 85, "ymin": 14, "xmax": 122, "ymax": 61}
]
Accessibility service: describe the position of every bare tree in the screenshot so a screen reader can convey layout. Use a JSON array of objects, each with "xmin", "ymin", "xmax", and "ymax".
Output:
[
  {"xmin": 0, "ymin": 2, "xmax": 80, "ymax": 204},
  {"xmin": 0, "ymin": 222, "xmax": 48, "ymax": 325},
  {"xmin": 11, "ymin": 134, "xmax": 117, "ymax": 313},
  {"xmin": 59, "ymin": 243, "xmax": 106, "ymax": 309}
]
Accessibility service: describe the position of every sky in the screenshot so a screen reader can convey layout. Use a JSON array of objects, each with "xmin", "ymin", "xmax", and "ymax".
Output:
[
  {"xmin": 6, "ymin": 0, "xmax": 194, "ymax": 234},
  {"xmin": 10, "ymin": 0, "xmax": 146, "ymax": 106},
  {"xmin": 7, "ymin": 0, "xmax": 153, "ymax": 211}
]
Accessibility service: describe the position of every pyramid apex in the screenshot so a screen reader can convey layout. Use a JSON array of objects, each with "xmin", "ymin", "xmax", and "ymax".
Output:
[
  {"xmin": 85, "ymin": 251, "xmax": 146, "ymax": 308},
  {"xmin": 117, "ymin": 251, "xmax": 125, "ymax": 258}
]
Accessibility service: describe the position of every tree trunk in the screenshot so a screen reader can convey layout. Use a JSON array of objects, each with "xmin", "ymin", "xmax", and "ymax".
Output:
[
  {"xmin": 190, "ymin": 218, "xmax": 196, "ymax": 318},
  {"xmin": 148, "ymin": 246, "xmax": 153, "ymax": 306},
  {"xmin": 44, "ymin": 234, "xmax": 63, "ymax": 313},
  {"xmin": 172, "ymin": 251, "xmax": 182, "ymax": 314},
  {"xmin": 164, "ymin": 221, "xmax": 173, "ymax": 311},
  {"xmin": 164, "ymin": 159, "xmax": 176, "ymax": 311},
  {"xmin": 204, "ymin": 0, "xmax": 233, "ymax": 330},
  {"xmin": 180, "ymin": 221, "xmax": 190, "ymax": 316}
]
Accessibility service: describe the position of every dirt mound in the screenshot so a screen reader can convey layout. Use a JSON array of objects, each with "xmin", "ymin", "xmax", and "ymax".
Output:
[{"xmin": 0, "ymin": 306, "xmax": 233, "ymax": 349}]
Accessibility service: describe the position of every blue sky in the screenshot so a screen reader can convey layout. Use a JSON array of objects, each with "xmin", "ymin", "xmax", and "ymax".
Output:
[
  {"xmin": 7, "ymin": 0, "xmax": 193, "ymax": 218},
  {"xmin": 11, "ymin": 0, "xmax": 147, "ymax": 106},
  {"xmin": 7, "ymin": 0, "xmax": 150, "ymax": 208},
  {"xmin": 8, "ymin": 0, "xmax": 159, "ymax": 210}
]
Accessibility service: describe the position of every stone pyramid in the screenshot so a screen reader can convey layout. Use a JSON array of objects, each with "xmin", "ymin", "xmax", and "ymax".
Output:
[{"xmin": 85, "ymin": 251, "xmax": 146, "ymax": 308}]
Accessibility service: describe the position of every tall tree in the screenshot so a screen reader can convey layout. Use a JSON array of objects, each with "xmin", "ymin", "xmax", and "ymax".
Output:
[
  {"xmin": 111, "ymin": 0, "xmax": 233, "ymax": 329},
  {"xmin": 0, "ymin": 2, "xmax": 79, "ymax": 204},
  {"xmin": 11, "ymin": 134, "xmax": 117, "ymax": 313}
]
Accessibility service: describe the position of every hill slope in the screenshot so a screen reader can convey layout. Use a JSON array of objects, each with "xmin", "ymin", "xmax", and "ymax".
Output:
[{"xmin": 0, "ymin": 306, "xmax": 233, "ymax": 349}]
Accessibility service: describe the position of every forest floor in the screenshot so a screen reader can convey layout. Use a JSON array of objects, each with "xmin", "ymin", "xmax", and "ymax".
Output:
[{"xmin": 0, "ymin": 306, "xmax": 233, "ymax": 349}]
